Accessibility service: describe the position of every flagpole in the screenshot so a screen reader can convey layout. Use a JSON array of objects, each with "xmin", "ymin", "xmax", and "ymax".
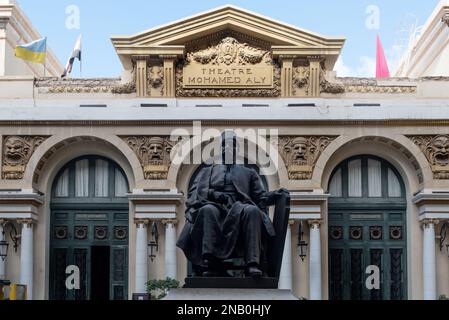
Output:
[{"xmin": 80, "ymin": 34, "xmax": 82, "ymax": 78}]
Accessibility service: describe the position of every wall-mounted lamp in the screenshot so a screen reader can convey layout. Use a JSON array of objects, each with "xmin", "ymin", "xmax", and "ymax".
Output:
[
  {"xmin": 148, "ymin": 222, "xmax": 159, "ymax": 262},
  {"xmin": 0, "ymin": 222, "xmax": 20, "ymax": 261},
  {"xmin": 440, "ymin": 222, "xmax": 449, "ymax": 258},
  {"xmin": 297, "ymin": 221, "xmax": 308, "ymax": 262}
]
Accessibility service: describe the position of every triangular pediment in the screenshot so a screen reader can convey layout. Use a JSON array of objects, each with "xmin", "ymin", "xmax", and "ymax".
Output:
[{"xmin": 112, "ymin": 5, "xmax": 345, "ymax": 69}]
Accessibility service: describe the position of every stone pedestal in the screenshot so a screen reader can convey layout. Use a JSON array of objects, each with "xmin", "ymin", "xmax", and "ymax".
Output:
[{"xmin": 164, "ymin": 289, "xmax": 298, "ymax": 300}]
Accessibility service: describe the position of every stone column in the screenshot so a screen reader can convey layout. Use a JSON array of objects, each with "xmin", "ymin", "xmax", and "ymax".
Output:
[
  {"xmin": 307, "ymin": 56, "xmax": 322, "ymax": 97},
  {"xmin": 161, "ymin": 55, "xmax": 176, "ymax": 97},
  {"xmin": 280, "ymin": 56, "xmax": 294, "ymax": 97},
  {"xmin": 19, "ymin": 219, "xmax": 33, "ymax": 300},
  {"xmin": 423, "ymin": 219, "xmax": 438, "ymax": 300},
  {"xmin": 0, "ymin": 220, "xmax": 5, "ymax": 280},
  {"xmin": 309, "ymin": 220, "xmax": 322, "ymax": 300},
  {"xmin": 279, "ymin": 220, "xmax": 294, "ymax": 290},
  {"xmin": 163, "ymin": 219, "xmax": 178, "ymax": 280},
  {"xmin": 135, "ymin": 57, "xmax": 148, "ymax": 97},
  {"xmin": 135, "ymin": 219, "xmax": 149, "ymax": 293}
]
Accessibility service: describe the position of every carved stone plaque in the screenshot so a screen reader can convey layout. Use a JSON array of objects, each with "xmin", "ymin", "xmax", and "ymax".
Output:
[{"xmin": 182, "ymin": 37, "xmax": 273, "ymax": 89}]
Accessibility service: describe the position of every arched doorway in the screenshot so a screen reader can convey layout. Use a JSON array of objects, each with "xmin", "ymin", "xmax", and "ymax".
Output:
[
  {"xmin": 327, "ymin": 155, "xmax": 407, "ymax": 300},
  {"xmin": 49, "ymin": 156, "xmax": 130, "ymax": 300}
]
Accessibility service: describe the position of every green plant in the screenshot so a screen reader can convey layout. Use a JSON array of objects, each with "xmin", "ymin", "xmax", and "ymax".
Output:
[
  {"xmin": 439, "ymin": 294, "xmax": 449, "ymax": 300},
  {"xmin": 146, "ymin": 278, "xmax": 180, "ymax": 300}
]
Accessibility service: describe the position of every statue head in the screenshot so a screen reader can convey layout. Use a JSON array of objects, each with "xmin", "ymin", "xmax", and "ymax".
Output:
[
  {"xmin": 431, "ymin": 135, "xmax": 449, "ymax": 166},
  {"xmin": 290, "ymin": 137, "xmax": 309, "ymax": 163},
  {"xmin": 221, "ymin": 131, "xmax": 238, "ymax": 164},
  {"xmin": 148, "ymin": 137, "xmax": 165, "ymax": 161},
  {"xmin": 4, "ymin": 136, "xmax": 27, "ymax": 166}
]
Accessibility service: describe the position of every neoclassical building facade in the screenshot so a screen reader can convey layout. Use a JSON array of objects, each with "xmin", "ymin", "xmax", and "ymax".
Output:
[{"xmin": 1, "ymin": 4, "xmax": 449, "ymax": 300}]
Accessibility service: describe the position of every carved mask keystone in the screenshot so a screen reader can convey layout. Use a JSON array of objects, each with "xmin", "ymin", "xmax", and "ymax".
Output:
[
  {"xmin": 2, "ymin": 136, "xmax": 49, "ymax": 180},
  {"xmin": 279, "ymin": 136, "xmax": 336, "ymax": 180},
  {"xmin": 410, "ymin": 135, "xmax": 449, "ymax": 179},
  {"xmin": 122, "ymin": 136, "xmax": 173, "ymax": 180}
]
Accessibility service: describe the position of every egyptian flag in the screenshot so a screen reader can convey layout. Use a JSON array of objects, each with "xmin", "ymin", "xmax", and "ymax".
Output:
[{"xmin": 62, "ymin": 35, "xmax": 82, "ymax": 78}]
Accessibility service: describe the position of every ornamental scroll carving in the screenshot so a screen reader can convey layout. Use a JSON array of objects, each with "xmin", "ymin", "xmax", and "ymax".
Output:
[
  {"xmin": 409, "ymin": 135, "xmax": 449, "ymax": 179},
  {"xmin": 122, "ymin": 136, "xmax": 173, "ymax": 180},
  {"xmin": 320, "ymin": 69, "xmax": 345, "ymax": 94},
  {"xmin": 2, "ymin": 136, "xmax": 49, "ymax": 179},
  {"xmin": 279, "ymin": 136, "xmax": 336, "ymax": 180},
  {"xmin": 187, "ymin": 37, "xmax": 271, "ymax": 66},
  {"xmin": 176, "ymin": 36, "xmax": 281, "ymax": 97}
]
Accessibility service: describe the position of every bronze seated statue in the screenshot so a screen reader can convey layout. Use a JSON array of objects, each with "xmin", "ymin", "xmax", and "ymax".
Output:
[{"xmin": 177, "ymin": 132, "xmax": 290, "ymax": 282}]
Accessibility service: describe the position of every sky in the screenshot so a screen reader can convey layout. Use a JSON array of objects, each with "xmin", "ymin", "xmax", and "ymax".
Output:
[{"xmin": 17, "ymin": 0, "xmax": 439, "ymax": 78}]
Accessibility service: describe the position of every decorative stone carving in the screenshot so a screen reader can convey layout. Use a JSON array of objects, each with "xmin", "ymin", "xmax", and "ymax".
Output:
[
  {"xmin": 293, "ymin": 66, "xmax": 309, "ymax": 89},
  {"xmin": 345, "ymin": 85, "xmax": 416, "ymax": 94},
  {"xmin": 409, "ymin": 135, "xmax": 449, "ymax": 179},
  {"xmin": 111, "ymin": 81, "xmax": 136, "ymax": 94},
  {"xmin": 2, "ymin": 136, "xmax": 49, "ymax": 180},
  {"xmin": 320, "ymin": 70, "xmax": 345, "ymax": 94},
  {"xmin": 35, "ymin": 77, "xmax": 136, "ymax": 94},
  {"xmin": 187, "ymin": 37, "xmax": 271, "ymax": 66},
  {"xmin": 147, "ymin": 65, "xmax": 164, "ymax": 89},
  {"xmin": 122, "ymin": 136, "xmax": 173, "ymax": 180},
  {"xmin": 176, "ymin": 35, "xmax": 281, "ymax": 97},
  {"xmin": 442, "ymin": 13, "xmax": 449, "ymax": 27},
  {"xmin": 279, "ymin": 136, "xmax": 336, "ymax": 180}
]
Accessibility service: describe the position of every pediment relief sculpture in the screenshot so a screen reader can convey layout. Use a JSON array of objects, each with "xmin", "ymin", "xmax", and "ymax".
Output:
[
  {"xmin": 186, "ymin": 37, "xmax": 271, "ymax": 66},
  {"xmin": 278, "ymin": 136, "xmax": 336, "ymax": 180},
  {"xmin": 409, "ymin": 135, "xmax": 449, "ymax": 179},
  {"xmin": 177, "ymin": 35, "xmax": 281, "ymax": 98},
  {"xmin": 122, "ymin": 136, "xmax": 173, "ymax": 180},
  {"xmin": 2, "ymin": 136, "xmax": 49, "ymax": 180}
]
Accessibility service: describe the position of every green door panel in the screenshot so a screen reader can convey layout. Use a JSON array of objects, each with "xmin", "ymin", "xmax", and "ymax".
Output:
[{"xmin": 328, "ymin": 156, "xmax": 407, "ymax": 301}]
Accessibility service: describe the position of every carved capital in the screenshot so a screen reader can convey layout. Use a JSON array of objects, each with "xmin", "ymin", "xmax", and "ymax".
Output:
[
  {"xmin": 408, "ymin": 135, "xmax": 449, "ymax": 179},
  {"xmin": 308, "ymin": 219, "xmax": 322, "ymax": 228},
  {"xmin": 2, "ymin": 136, "xmax": 49, "ymax": 180},
  {"xmin": 162, "ymin": 219, "xmax": 178, "ymax": 226},
  {"xmin": 132, "ymin": 55, "xmax": 149, "ymax": 61},
  {"xmin": 278, "ymin": 55, "xmax": 297, "ymax": 61},
  {"xmin": 307, "ymin": 55, "xmax": 324, "ymax": 62},
  {"xmin": 122, "ymin": 136, "xmax": 173, "ymax": 180},
  {"xmin": 135, "ymin": 219, "xmax": 150, "ymax": 227},
  {"xmin": 278, "ymin": 136, "xmax": 336, "ymax": 180},
  {"xmin": 421, "ymin": 219, "xmax": 439, "ymax": 228},
  {"xmin": 17, "ymin": 219, "xmax": 34, "ymax": 227}
]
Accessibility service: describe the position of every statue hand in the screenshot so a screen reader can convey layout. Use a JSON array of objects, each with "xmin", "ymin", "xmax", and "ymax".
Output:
[
  {"xmin": 208, "ymin": 190, "xmax": 230, "ymax": 204},
  {"xmin": 262, "ymin": 189, "xmax": 289, "ymax": 206}
]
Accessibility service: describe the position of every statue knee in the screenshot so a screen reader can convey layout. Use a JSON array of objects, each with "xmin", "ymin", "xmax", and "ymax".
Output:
[
  {"xmin": 197, "ymin": 204, "xmax": 221, "ymax": 221},
  {"xmin": 243, "ymin": 205, "xmax": 262, "ymax": 221}
]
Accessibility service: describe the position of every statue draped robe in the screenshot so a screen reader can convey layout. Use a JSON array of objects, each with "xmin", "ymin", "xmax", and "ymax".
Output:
[{"xmin": 177, "ymin": 164, "xmax": 276, "ymax": 267}]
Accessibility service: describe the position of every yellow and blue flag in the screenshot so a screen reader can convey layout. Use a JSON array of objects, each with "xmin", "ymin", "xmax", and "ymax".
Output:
[{"xmin": 15, "ymin": 37, "xmax": 47, "ymax": 64}]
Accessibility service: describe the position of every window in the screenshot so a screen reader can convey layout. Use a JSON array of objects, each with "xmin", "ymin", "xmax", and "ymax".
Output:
[{"xmin": 329, "ymin": 155, "xmax": 404, "ymax": 199}]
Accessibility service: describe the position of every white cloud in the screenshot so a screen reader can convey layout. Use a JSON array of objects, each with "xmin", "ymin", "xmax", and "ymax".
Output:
[{"xmin": 335, "ymin": 56, "xmax": 376, "ymax": 77}]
